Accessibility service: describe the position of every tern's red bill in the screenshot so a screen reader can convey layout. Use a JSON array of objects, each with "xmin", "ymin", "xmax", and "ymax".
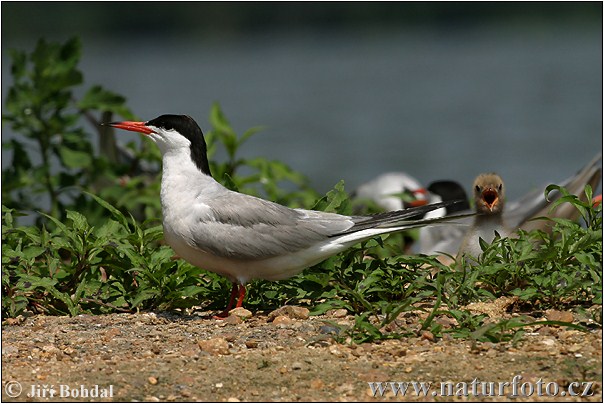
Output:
[{"xmin": 106, "ymin": 121, "xmax": 154, "ymax": 135}]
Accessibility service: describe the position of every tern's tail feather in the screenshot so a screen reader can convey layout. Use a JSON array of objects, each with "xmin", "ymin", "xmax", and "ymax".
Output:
[{"xmin": 334, "ymin": 199, "xmax": 472, "ymax": 236}]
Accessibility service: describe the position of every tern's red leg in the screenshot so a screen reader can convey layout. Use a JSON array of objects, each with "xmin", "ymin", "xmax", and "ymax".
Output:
[
  {"xmin": 235, "ymin": 284, "xmax": 246, "ymax": 308},
  {"xmin": 214, "ymin": 283, "xmax": 239, "ymax": 319}
]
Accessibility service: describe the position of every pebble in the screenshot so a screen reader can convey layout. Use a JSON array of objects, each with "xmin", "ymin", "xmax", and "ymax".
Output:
[
  {"xmin": 567, "ymin": 344, "xmax": 583, "ymax": 353},
  {"xmin": 272, "ymin": 315, "xmax": 294, "ymax": 326},
  {"xmin": 224, "ymin": 315, "xmax": 242, "ymax": 325},
  {"xmin": 541, "ymin": 338, "xmax": 556, "ymax": 347},
  {"xmin": 329, "ymin": 308, "xmax": 348, "ymax": 318},
  {"xmin": 545, "ymin": 309, "xmax": 574, "ymax": 323},
  {"xmin": 291, "ymin": 362, "xmax": 303, "ymax": 370},
  {"xmin": 227, "ymin": 397, "xmax": 240, "ymax": 402},
  {"xmin": 2, "ymin": 345, "xmax": 18, "ymax": 355},
  {"xmin": 268, "ymin": 305, "xmax": 310, "ymax": 320},
  {"xmin": 318, "ymin": 325, "xmax": 340, "ymax": 335},
  {"xmin": 229, "ymin": 307, "xmax": 253, "ymax": 320},
  {"xmin": 310, "ymin": 378, "xmax": 324, "ymax": 390},
  {"xmin": 63, "ymin": 347, "xmax": 76, "ymax": 356},
  {"xmin": 148, "ymin": 376, "xmax": 158, "ymax": 385},
  {"xmin": 198, "ymin": 338, "xmax": 230, "ymax": 355},
  {"xmin": 42, "ymin": 345, "xmax": 59, "ymax": 354}
]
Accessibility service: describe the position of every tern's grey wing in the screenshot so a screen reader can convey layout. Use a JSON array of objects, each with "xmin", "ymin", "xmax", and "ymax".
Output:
[
  {"xmin": 505, "ymin": 153, "xmax": 602, "ymax": 230},
  {"xmin": 185, "ymin": 192, "xmax": 353, "ymax": 260},
  {"xmin": 504, "ymin": 185, "xmax": 550, "ymax": 229}
]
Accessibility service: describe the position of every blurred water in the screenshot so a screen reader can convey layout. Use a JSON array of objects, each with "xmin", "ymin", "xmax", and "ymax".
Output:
[{"xmin": 2, "ymin": 25, "xmax": 602, "ymax": 202}]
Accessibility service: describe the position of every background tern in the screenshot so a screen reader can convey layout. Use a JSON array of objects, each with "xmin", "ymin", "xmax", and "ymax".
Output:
[
  {"xmin": 356, "ymin": 155, "xmax": 601, "ymax": 258},
  {"xmin": 457, "ymin": 173, "xmax": 509, "ymax": 263},
  {"xmin": 105, "ymin": 114, "xmax": 470, "ymax": 315},
  {"xmin": 352, "ymin": 172, "xmax": 429, "ymax": 211},
  {"xmin": 429, "ymin": 154, "xmax": 602, "ymax": 258}
]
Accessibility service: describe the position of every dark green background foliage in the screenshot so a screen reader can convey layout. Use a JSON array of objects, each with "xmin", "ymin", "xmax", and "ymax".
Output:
[{"xmin": 2, "ymin": 38, "xmax": 601, "ymax": 343}]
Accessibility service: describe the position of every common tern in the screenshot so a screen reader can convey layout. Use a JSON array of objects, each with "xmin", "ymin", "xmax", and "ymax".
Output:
[{"xmin": 105, "ymin": 114, "xmax": 470, "ymax": 315}]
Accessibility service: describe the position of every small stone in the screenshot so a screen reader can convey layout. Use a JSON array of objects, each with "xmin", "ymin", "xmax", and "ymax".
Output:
[
  {"xmin": 329, "ymin": 309, "xmax": 348, "ymax": 318},
  {"xmin": 227, "ymin": 397, "xmax": 240, "ymax": 402},
  {"xmin": 222, "ymin": 333, "xmax": 237, "ymax": 342},
  {"xmin": 272, "ymin": 315, "xmax": 294, "ymax": 326},
  {"xmin": 63, "ymin": 347, "xmax": 76, "ymax": 356},
  {"xmin": 310, "ymin": 378, "xmax": 324, "ymax": 390},
  {"xmin": 145, "ymin": 396, "xmax": 160, "ymax": 402},
  {"xmin": 198, "ymin": 338, "xmax": 230, "ymax": 355},
  {"xmin": 541, "ymin": 338, "xmax": 556, "ymax": 347},
  {"xmin": 224, "ymin": 315, "xmax": 242, "ymax": 325},
  {"xmin": 148, "ymin": 376, "xmax": 158, "ymax": 385},
  {"xmin": 268, "ymin": 305, "xmax": 310, "ymax": 320},
  {"xmin": 291, "ymin": 362, "xmax": 303, "ymax": 370},
  {"xmin": 229, "ymin": 307, "xmax": 253, "ymax": 320},
  {"xmin": 215, "ymin": 383, "xmax": 224, "ymax": 388},
  {"xmin": 2, "ymin": 345, "xmax": 18, "ymax": 355},
  {"xmin": 545, "ymin": 309, "xmax": 574, "ymax": 323},
  {"xmin": 4, "ymin": 317, "xmax": 23, "ymax": 326},
  {"xmin": 335, "ymin": 383, "xmax": 355, "ymax": 396},
  {"xmin": 421, "ymin": 331, "xmax": 435, "ymax": 342},
  {"xmin": 567, "ymin": 344, "xmax": 582, "ymax": 353},
  {"xmin": 42, "ymin": 345, "xmax": 59, "ymax": 354},
  {"xmin": 180, "ymin": 389, "xmax": 192, "ymax": 397},
  {"xmin": 318, "ymin": 325, "xmax": 340, "ymax": 335},
  {"xmin": 245, "ymin": 340, "xmax": 259, "ymax": 349}
]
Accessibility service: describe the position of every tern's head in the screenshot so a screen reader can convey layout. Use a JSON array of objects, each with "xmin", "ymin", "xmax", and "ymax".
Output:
[
  {"xmin": 472, "ymin": 173, "xmax": 505, "ymax": 215},
  {"xmin": 105, "ymin": 114, "xmax": 211, "ymax": 175}
]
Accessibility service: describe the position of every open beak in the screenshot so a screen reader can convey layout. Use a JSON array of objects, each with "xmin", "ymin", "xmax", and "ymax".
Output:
[
  {"xmin": 104, "ymin": 121, "xmax": 154, "ymax": 135},
  {"xmin": 482, "ymin": 188, "xmax": 499, "ymax": 210},
  {"xmin": 407, "ymin": 188, "xmax": 428, "ymax": 207}
]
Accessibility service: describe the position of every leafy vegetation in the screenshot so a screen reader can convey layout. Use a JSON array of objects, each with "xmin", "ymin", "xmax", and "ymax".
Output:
[{"xmin": 2, "ymin": 38, "xmax": 602, "ymax": 345}]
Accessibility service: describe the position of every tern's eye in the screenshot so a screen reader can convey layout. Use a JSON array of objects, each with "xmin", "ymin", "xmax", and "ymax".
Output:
[
  {"xmin": 475, "ymin": 185, "xmax": 481, "ymax": 193},
  {"xmin": 498, "ymin": 184, "xmax": 502, "ymax": 191}
]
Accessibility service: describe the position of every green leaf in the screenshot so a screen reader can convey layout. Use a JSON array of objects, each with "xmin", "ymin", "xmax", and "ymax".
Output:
[
  {"xmin": 58, "ymin": 146, "xmax": 92, "ymax": 169},
  {"xmin": 312, "ymin": 180, "xmax": 350, "ymax": 214},
  {"xmin": 22, "ymin": 246, "xmax": 47, "ymax": 260},
  {"xmin": 84, "ymin": 192, "xmax": 130, "ymax": 230},
  {"xmin": 77, "ymin": 85, "xmax": 134, "ymax": 119},
  {"xmin": 66, "ymin": 210, "xmax": 89, "ymax": 231}
]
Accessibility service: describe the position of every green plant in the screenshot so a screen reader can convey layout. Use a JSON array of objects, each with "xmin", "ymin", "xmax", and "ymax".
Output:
[
  {"xmin": 2, "ymin": 37, "xmax": 145, "ymax": 223},
  {"xmin": 2, "ymin": 38, "xmax": 601, "ymax": 347}
]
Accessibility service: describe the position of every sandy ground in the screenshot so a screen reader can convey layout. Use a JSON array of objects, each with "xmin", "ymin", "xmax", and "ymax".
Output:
[{"xmin": 1, "ymin": 307, "xmax": 602, "ymax": 402}]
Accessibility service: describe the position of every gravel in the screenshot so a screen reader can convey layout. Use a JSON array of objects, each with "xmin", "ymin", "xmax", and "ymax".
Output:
[{"xmin": 2, "ymin": 307, "xmax": 601, "ymax": 402}]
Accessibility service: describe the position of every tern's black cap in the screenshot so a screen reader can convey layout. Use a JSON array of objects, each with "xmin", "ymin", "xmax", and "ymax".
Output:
[{"xmin": 147, "ymin": 115, "xmax": 211, "ymax": 176}]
